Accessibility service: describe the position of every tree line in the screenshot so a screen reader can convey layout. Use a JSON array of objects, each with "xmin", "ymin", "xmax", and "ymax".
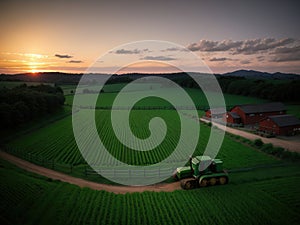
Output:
[
  {"xmin": 174, "ymin": 76, "xmax": 300, "ymax": 102},
  {"xmin": 0, "ymin": 84, "xmax": 65, "ymax": 128},
  {"xmin": 217, "ymin": 77, "xmax": 300, "ymax": 102}
]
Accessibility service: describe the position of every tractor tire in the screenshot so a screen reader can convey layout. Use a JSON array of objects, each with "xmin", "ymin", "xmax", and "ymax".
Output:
[
  {"xmin": 185, "ymin": 181, "xmax": 193, "ymax": 190},
  {"xmin": 219, "ymin": 176, "xmax": 228, "ymax": 185},
  {"xmin": 209, "ymin": 177, "xmax": 217, "ymax": 186},
  {"xmin": 181, "ymin": 179, "xmax": 196, "ymax": 190},
  {"xmin": 199, "ymin": 178, "xmax": 208, "ymax": 187}
]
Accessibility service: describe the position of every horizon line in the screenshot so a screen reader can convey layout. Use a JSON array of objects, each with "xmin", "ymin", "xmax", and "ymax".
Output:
[{"xmin": 1, "ymin": 69, "xmax": 300, "ymax": 76}]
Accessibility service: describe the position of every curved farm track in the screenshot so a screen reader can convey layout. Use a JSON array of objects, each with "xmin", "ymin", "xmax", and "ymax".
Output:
[{"xmin": 0, "ymin": 151, "xmax": 181, "ymax": 194}]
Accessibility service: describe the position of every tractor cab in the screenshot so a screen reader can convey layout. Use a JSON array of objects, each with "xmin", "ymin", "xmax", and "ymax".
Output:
[
  {"xmin": 190, "ymin": 156, "xmax": 224, "ymax": 178},
  {"xmin": 191, "ymin": 156, "xmax": 212, "ymax": 176},
  {"xmin": 173, "ymin": 155, "xmax": 227, "ymax": 184}
]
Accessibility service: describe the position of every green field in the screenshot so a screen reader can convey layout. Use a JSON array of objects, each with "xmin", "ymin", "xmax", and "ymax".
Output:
[
  {"xmin": 0, "ymin": 81, "xmax": 54, "ymax": 89},
  {"xmin": 2, "ymin": 82, "xmax": 300, "ymax": 224},
  {"xmin": 63, "ymin": 83, "xmax": 299, "ymax": 118},
  {"xmin": 65, "ymin": 86, "xmax": 268, "ymax": 108},
  {"xmin": 1, "ymin": 158, "xmax": 300, "ymax": 225},
  {"xmin": 7, "ymin": 109, "xmax": 278, "ymax": 170}
]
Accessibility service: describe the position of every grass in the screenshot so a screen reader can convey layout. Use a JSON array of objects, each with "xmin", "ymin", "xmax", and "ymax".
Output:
[
  {"xmin": 63, "ymin": 83, "xmax": 299, "ymax": 118},
  {"xmin": 0, "ymin": 81, "xmax": 54, "ymax": 89},
  {"xmin": 0, "ymin": 106, "xmax": 72, "ymax": 143},
  {"xmin": 7, "ymin": 110, "xmax": 277, "ymax": 170},
  {"xmin": 1, "ymin": 158, "xmax": 300, "ymax": 225},
  {"xmin": 1, "ymin": 82, "xmax": 300, "ymax": 224},
  {"xmin": 65, "ymin": 86, "xmax": 268, "ymax": 108},
  {"xmin": 286, "ymin": 104, "xmax": 300, "ymax": 118}
]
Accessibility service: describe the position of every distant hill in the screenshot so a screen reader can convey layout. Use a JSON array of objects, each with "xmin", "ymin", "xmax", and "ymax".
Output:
[
  {"xmin": 221, "ymin": 70, "xmax": 300, "ymax": 80},
  {"xmin": 0, "ymin": 70, "xmax": 299, "ymax": 84}
]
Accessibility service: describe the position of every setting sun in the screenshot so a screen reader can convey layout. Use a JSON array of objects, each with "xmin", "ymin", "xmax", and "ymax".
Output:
[{"xmin": 30, "ymin": 68, "xmax": 38, "ymax": 74}]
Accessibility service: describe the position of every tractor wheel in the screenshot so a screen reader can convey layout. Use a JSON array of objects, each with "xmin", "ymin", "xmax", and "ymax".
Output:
[
  {"xmin": 199, "ymin": 178, "xmax": 208, "ymax": 187},
  {"xmin": 181, "ymin": 180, "xmax": 194, "ymax": 190},
  {"xmin": 219, "ymin": 176, "xmax": 228, "ymax": 185},
  {"xmin": 185, "ymin": 182, "xmax": 191, "ymax": 190},
  {"xmin": 209, "ymin": 177, "xmax": 217, "ymax": 186},
  {"xmin": 184, "ymin": 181, "xmax": 194, "ymax": 190}
]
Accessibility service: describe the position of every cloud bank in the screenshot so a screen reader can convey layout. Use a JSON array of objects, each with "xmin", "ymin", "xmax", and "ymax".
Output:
[
  {"xmin": 209, "ymin": 57, "xmax": 233, "ymax": 62},
  {"xmin": 114, "ymin": 48, "xmax": 150, "ymax": 54},
  {"xmin": 140, "ymin": 56, "xmax": 177, "ymax": 61},
  {"xmin": 270, "ymin": 45, "xmax": 300, "ymax": 62},
  {"xmin": 187, "ymin": 38, "xmax": 296, "ymax": 55}
]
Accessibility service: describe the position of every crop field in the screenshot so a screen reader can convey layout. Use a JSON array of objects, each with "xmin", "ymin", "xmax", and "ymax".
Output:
[
  {"xmin": 7, "ymin": 109, "xmax": 278, "ymax": 170},
  {"xmin": 2, "ymin": 82, "xmax": 300, "ymax": 225},
  {"xmin": 65, "ymin": 86, "xmax": 268, "ymax": 108},
  {"xmin": 63, "ymin": 83, "xmax": 299, "ymax": 118},
  {"xmin": 1, "ymin": 158, "xmax": 300, "ymax": 225},
  {"xmin": 286, "ymin": 104, "xmax": 300, "ymax": 118},
  {"xmin": 0, "ymin": 81, "xmax": 54, "ymax": 89}
]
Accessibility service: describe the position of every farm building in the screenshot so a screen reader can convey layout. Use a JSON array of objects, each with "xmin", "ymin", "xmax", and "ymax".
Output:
[
  {"xmin": 227, "ymin": 102, "xmax": 286, "ymax": 125},
  {"xmin": 259, "ymin": 114, "xmax": 300, "ymax": 136},
  {"xmin": 205, "ymin": 108, "xmax": 226, "ymax": 118},
  {"xmin": 223, "ymin": 112, "xmax": 241, "ymax": 124}
]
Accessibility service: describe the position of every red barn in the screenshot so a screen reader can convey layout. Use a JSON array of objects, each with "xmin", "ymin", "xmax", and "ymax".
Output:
[
  {"xmin": 205, "ymin": 108, "xmax": 226, "ymax": 119},
  {"xmin": 259, "ymin": 115, "xmax": 300, "ymax": 136},
  {"xmin": 223, "ymin": 112, "xmax": 241, "ymax": 124},
  {"xmin": 230, "ymin": 102, "xmax": 286, "ymax": 125}
]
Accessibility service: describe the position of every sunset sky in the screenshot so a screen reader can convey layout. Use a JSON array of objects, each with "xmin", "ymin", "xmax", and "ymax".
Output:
[{"xmin": 1, "ymin": 0, "xmax": 299, "ymax": 74}]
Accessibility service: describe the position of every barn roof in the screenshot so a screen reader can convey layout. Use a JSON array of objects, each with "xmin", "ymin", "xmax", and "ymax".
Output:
[
  {"xmin": 206, "ymin": 107, "xmax": 226, "ymax": 114},
  {"xmin": 268, "ymin": 115, "xmax": 300, "ymax": 127},
  {"xmin": 228, "ymin": 112, "xmax": 240, "ymax": 119},
  {"xmin": 234, "ymin": 102, "xmax": 285, "ymax": 114}
]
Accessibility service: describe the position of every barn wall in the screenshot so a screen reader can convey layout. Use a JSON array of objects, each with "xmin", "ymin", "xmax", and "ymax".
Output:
[
  {"xmin": 259, "ymin": 119, "xmax": 300, "ymax": 135},
  {"xmin": 259, "ymin": 119, "xmax": 279, "ymax": 135},
  {"xmin": 223, "ymin": 113, "xmax": 240, "ymax": 124},
  {"xmin": 231, "ymin": 106, "xmax": 286, "ymax": 125}
]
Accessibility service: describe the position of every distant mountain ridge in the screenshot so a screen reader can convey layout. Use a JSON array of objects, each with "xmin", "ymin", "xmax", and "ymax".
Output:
[
  {"xmin": 0, "ymin": 70, "xmax": 299, "ymax": 84},
  {"xmin": 221, "ymin": 69, "xmax": 300, "ymax": 80}
]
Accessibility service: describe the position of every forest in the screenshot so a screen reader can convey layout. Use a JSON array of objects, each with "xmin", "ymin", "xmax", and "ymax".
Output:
[
  {"xmin": 176, "ymin": 76, "xmax": 300, "ymax": 102},
  {"xmin": 0, "ymin": 84, "xmax": 65, "ymax": 128}
]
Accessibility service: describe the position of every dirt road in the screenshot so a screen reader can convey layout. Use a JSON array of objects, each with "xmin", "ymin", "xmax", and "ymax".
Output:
[
  {"xmin": 200, "ymin": 118, "xmax": 300, "ymax": 152},
  {"xmin": 0, "ymin": 151, "xmax": 181, "ymax": 194}
]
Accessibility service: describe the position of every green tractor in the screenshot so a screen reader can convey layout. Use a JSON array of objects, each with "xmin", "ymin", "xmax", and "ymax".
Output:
[{"xmin": 173, "ymin": 156, "xmax": 228, "ymax": 190}]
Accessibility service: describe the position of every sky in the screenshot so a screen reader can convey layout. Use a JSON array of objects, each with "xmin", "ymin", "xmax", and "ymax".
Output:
[{"xmin": 0, "ymin": 0, "xmax": 300, "ymax": 74}]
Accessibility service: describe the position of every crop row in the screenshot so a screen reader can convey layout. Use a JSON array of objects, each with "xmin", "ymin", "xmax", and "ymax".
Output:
[
  {"xmin": 7, "ymin": 109, "xmax": 277, "ymax": 169},
  {"xmin": 1, "ymin": 157, "xmax": 300, "ymax": 225}
]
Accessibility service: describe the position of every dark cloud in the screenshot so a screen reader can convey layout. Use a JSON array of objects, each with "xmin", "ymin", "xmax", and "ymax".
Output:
[
  {"xmin": 114, "ymin": 48, "xmax": 149, "ymax": 54},
  {"xmin": 187, "ymin": 40, "xmax": 242, "ymax": 52},
  {"xmin": 55, "ymin": 54, "xmax": 73, "ymax": 58},
  {"xmin": 140, "ymin": 56, "xmax": 177, "ymax": 61},
  {"xmin": 270, "ymin": 45, "xmax": 300, "ymax": 62},
  {"xmin": 240, "ymin": 60, "xmax": 251, "ymax": 64},
  {"xmin": 68, "ymin": 60, "xmax": 83, "ymax": 63},
  {"xmin": 187, "ymin": 38, "xmax": 295, "ymax": 55},
  {"xmin": 209, "ymin": 57, "xmax": 233, "ymax": 62},
  {"xmin": 161, "ymin": 47, "xmax": 188, "ymax": 52},
  {"xmin": 256, "ymin": 56, "xmax": 265, "ymax": 61},
  {"xmin": 234, "ymin": 38, "xmax": 295, "ymax": 55},
  {"xmin": 162, "ymin": 47, "xmax": 180, "ymax": 52}
]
